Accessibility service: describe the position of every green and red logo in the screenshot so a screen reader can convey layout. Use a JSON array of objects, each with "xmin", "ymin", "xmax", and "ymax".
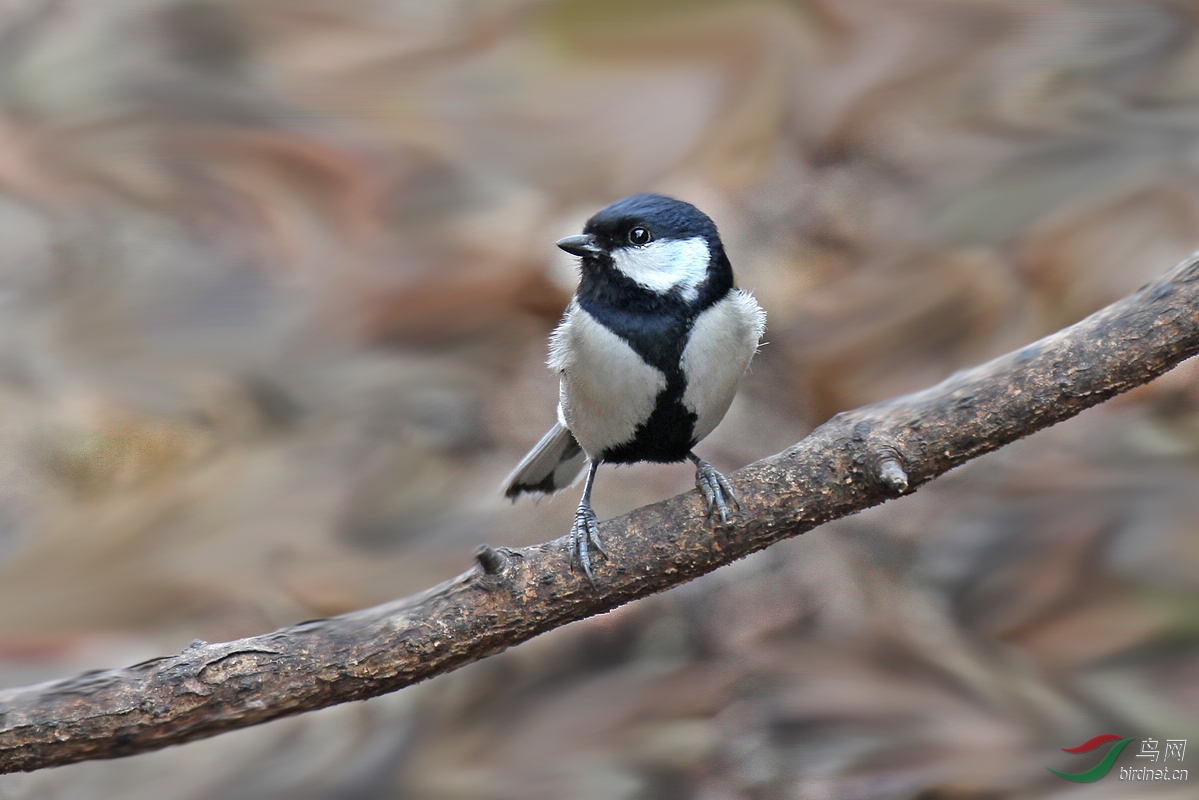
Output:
[{"xmin": 1046, "ymin": 734, "xmax": 1134, "ymax": 782}]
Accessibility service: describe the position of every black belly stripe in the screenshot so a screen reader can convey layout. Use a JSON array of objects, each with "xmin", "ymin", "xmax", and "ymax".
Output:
[
  {"xmin": 600, "ymin": 370, "xmax": 696, "ymax": 464},
  {"xmin": 577, "ymin": 296, "xmax": 700, "ymax": 464}
]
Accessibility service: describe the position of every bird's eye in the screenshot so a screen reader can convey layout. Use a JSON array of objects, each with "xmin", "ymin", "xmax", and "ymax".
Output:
[{"xmin": 628, "ymin": 226, "xmax": 652, "ymax": 246}]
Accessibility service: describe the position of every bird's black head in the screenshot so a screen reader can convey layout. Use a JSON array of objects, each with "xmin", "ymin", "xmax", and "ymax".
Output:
[{"xmin": 557, "ymin": 194, "xmax": 734, "ymax": 309}]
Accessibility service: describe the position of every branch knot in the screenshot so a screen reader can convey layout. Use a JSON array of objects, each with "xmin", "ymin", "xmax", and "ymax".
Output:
[
  {"xmin": 869, "ymin": 445, "xmax": 910, "ymax": 494},
  {"xmin": 473, "ymin": 544, "xmax": 507, "ymax": 575}
]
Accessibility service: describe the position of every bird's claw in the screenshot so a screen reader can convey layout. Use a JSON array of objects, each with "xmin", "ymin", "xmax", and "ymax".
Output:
[
  {"xmin": 693, "ymin": 458, "xmax": 739, "ymax": 526},
  {"xmin": 570, "ymin": 503, "xmax": 606, "ymax": 584}
]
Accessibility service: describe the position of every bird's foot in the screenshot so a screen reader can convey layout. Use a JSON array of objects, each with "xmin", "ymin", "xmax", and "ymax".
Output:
[
  {"xmin": 570, "ymin": 502, "xmax": 606, "ymax": 584},
  {"xmin": 692, "ymin": 457, "xmax": 739, "ymax": 526}
]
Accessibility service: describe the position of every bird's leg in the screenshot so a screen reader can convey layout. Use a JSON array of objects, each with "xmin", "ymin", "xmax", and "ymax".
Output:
[
  {"xmin": 688, "ymin": 452, "xmax": 739, "ymax": 526},
  {"xmin": 570, "ymin": 460, "xmax": 606, "ymax": 584}
]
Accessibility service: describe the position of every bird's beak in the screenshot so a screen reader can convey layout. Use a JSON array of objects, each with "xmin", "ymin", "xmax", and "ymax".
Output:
[{"xmin": 556, "ymin": 234, "xmax": 604, "ymax": 258}]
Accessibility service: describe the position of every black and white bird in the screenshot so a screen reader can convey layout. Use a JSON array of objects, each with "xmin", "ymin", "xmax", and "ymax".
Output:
[{"xmin": 503, "ymin": 193, "xmax": 766, "ymax": 582}]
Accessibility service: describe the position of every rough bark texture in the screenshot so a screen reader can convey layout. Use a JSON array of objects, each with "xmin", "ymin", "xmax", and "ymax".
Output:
[{"xmin": 3, "ymin": 253, "xmax": 1199, "ymax": 775}]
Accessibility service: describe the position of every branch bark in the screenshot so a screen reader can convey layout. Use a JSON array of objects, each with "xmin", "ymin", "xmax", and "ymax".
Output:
[{"xmin": 4, "ymin": 253, "xmax": 1199, "ymax": 774}]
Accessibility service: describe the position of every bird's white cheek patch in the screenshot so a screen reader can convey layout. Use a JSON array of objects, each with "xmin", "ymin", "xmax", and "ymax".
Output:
[{"xmin": 610, "ymin": 237, "xmax": 710, "ymax": 301}]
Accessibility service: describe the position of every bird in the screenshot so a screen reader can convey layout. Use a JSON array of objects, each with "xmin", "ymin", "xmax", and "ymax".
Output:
[{"xmin": 503, "ymin": 193, "xmax": 766, "ymax": 583}]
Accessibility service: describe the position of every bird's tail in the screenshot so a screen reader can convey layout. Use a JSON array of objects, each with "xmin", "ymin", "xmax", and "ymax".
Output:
[{"xmin": 503, "ymin": 422, "xmax": 587, "ymax": 499}]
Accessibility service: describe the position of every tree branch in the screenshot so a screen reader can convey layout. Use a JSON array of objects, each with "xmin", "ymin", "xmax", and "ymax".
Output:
[{"xmin": 4, "ymin": 253, "xmax": 1199, "ymax": 774}]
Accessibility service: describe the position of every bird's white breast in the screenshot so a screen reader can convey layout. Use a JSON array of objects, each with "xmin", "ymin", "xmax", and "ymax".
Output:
[
  {"xmin": 681, "ymin": 289, "xmax": 766, "ymax": 443},
  {"xmin": 549, "ymin": 302, "xmax": 666, "ymax": 459}
]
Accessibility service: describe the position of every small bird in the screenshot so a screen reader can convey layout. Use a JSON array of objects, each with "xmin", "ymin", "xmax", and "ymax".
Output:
[{"xmin": 504, "ymin": 194, "xmax": 766, "ymax": 582}]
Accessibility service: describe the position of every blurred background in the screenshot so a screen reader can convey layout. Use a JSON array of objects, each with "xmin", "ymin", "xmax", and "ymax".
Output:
[{"xmin": 0, "ymin": 0, "xmax": 1197, "ymax": 798}]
